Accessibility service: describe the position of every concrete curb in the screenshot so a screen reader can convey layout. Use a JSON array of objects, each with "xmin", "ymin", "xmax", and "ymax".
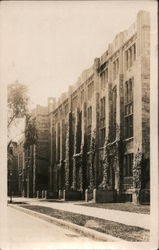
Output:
[{"xmin": 8, "ymin": 204, "xmax": 126, "ymax": 242}]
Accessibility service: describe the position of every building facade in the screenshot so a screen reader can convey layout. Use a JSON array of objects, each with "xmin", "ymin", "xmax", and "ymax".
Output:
[
  {"xmin": 48, "ymin": 10, "xmax": 150, "ymax": 203},
  {"xmin": 17, "ymin": 105, "xmax": 49, "ymax": 197}
]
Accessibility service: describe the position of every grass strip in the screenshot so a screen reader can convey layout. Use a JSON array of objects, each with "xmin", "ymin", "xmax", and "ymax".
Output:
[
  {"xmin": 20, "ymin": 205, "xmax": 149, "ymax": 242},
  {"xmin": 76, "ymin": 203, "xmax": 150, "ymax": 214}
]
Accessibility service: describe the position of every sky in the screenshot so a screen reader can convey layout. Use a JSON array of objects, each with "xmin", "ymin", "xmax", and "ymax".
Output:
[
  {"xmin": 0, "ymin": 1, "xmax": 156, "ymax": 106},
  {"xmin": 0, "ymin": 0, "xmax": 157, "ymax": 141}
]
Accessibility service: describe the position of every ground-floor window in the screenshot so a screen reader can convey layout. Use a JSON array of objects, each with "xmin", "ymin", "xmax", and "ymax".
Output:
[
  {"xmin": 100, "ymin": 127, "xmax": 105, "ymax": 147},
  {"xmin": 123, "ymin": 153, "xmax": 133, "ymax": 176}
]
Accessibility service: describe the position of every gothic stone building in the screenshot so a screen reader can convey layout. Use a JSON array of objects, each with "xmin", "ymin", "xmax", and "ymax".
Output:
[
  {"xmin": 17, "ymin": 105, "xmax": 49, "ymax": 198},
  {"xmin": 48, "ymin": 10, "xmax": 150, "ymax": 203}
]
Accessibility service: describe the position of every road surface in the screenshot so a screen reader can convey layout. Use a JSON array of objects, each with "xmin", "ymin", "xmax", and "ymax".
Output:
[{"xmin": 0, "ymin": 206, "xmax": 104, "ymax": 250}]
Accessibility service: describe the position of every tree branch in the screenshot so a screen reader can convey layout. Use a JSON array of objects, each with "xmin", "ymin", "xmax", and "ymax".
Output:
[{"xmin": 7, "ymin": 113, "xmax": 17, "ymax": 128}]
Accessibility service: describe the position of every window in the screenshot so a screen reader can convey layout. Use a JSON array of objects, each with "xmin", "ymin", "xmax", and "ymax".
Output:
[
  {"xmin": 100, "ymin": 127, "xmax": 105, "ymax": 147},
  {"xmin": 100, "ymin": 97, "xmax": 106, "ymax": 147},
  {"xmin": 105, "ymin": 68, "xmax": 108, "ymax": 82},
  {"xmin": 27, "ymin": 147, "xmax": 30, "ymax": 157},
  {"xmin": 87, "ymin": 106, "xmax": 92, "ymax": 150},
  {"xmin": 133, "ymin": 43, "xmax": 136, "ymax": 61},
  {"xmin": 62, "ymin": 120, "xmax": 66, "ymax": 160},
  {"xmin": 88, "ymin": 82, "xmax": 94, "ymax": 100},
  {"xmin": 112, "ymin": 86, "xmax": 117, "ymax": 141},
  {"xmin": 60, "ymin": 107, "xmax": 63, "ymax": 117},
  {"xmin": 81, "ymin": 89, "xmax": 84, "ymax": 104},
  {"xmin": 129, "ymin": 47, "xmax": 132, "ymax": 67},
  {"xmin": 100, "ymin": 69, "xmax": 108, "ymax": 90},
  {"xmin": 113, "ymin": 58, "xmax": 119, "ymax": 80},
  {"xmin": 53, "ymin": 130, "xmax": 56, "ymax": 162},
  {"xmin": 100, "ymin": 97, "xmax": 105, "ymax": 122},
  {"xmin": 124, "ymin": 79, "xmax": 133, "ymax": 138},
  {"xmin": 116, "ymin": 58, "xmax": 119, "ymax": 76},
  {"xmin": 124, "ymin": 153, "xmax": 133, "ymax": 176},
  {"xmin": 88, "ymin": 106, "xmax": 92, "ymax": 126},
  {"xmin": 65, "ymin": 103, "xmax": 68, "ymax": 115},
  {"xmin": 101, "ymin": 71, "xmax": 105, "ymax": 89},
  {"xmin": 125, "ymin": 51, "xmax": 128, "ymax": 70},
  {"xmin": 113, "ymin": 61, "xmax": 116, "ymax": 79},
  {"xmin": 57, "ymin": 123, "xmax": 60, "ymax": 162},
  {"xmin": 72, "ymin": 96, "xmax": 78, "ymax": 111},
  {"xmin": 125, "ymin": 43, "xmax": 136, "ymax": 69}
]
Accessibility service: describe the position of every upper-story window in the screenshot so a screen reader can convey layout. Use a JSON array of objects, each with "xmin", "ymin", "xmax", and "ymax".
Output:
[
  {"xmin": 65, "ymin": 103, "xmax": 68, "ymax": 115},
  {"xmin": 124, "ymin": 78, "xmax": 133, "ymax": 139},
  {"xmin": 87, "ymin": 106, "xmax": 92, "ymax": 129},
  {"xmin": 125, "ymin": 43, "xmax": 136, "ymax": 70},
  {"xmin": 53, "ymin": 129, "xmax": 56, "ymax": 162},
  {"xmin": 72, "ymin": 95, "xmax": 78, "ymax": 111},
  {"xmin": 57, "ymin": 123, "xmax": 60, "ymax": 162},
  {"xmin": 105, "ymin": 68, "xmax": 108, "ymax": 82},
  {"xmin": 81, "ymin": 89, "xmax": 84, "ymax": 104},
  {"xmin": 100, "ymin": 97, "xmax": 106, "ymax": 147},
  {"xmin": 62, "ymin": 119, "xmax": 66, "ymax": 160},
  {"xmin": 101, "ymin": 71, "xmax": 105, "ymax": 90},
  {"xmin": 87, "ymin": 106, "xmax": 92, "ymax": 150},
  {"xmin": 100, "ymin": 68, "xmax": 108, "ymax": 90},
  {"xmin": 133, "ymin": 43, "xmax": 136, "ymax": 61},
  {"xmin": 112, "ymin": 86, "xmax": 117, "ymax": 141},
  {"xmin": 113, "ymin": 58, "xmax": 119, "ymax": 80},
  {"xmin": 88, "ymin": 81, "xmax": 94, "ymax": 100},
  {"xmin": 26, "ymin": 147, "xmax": 30, "ymax": 159},
  {"xmin": 76, "ymin": 111, "xmax": 82, "ymax": 154}
]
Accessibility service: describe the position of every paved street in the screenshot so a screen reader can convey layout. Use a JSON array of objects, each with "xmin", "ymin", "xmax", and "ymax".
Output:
[{"xmin": 0, "ymin": 206, "xmax": 105, "ymax": 250}]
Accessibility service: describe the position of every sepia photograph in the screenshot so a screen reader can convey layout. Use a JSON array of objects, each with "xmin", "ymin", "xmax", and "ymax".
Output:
[{"xmin": 0, "ymin": 1, "xmax": 158, "ymax": 250}]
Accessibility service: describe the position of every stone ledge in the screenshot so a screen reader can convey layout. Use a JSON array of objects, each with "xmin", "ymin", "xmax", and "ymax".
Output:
[{"xmin": 8, "ymin": 204, "xmax": 126, "ymax": 242}]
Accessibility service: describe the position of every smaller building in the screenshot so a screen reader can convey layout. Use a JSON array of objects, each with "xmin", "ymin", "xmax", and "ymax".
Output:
[{"xmin": 17, "ymin": 105, "xmax": 49, "ymax": 197}]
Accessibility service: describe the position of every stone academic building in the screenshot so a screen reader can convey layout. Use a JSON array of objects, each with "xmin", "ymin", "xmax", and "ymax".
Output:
[
  {"xmin": 17, "ymin": 10, "xmax": 150, "ymax": 203},
  {"xmin": 17, "ymin": 105, "xmax": 49, "ymax": 198},
  {"xmin": 47, "ymin": 10, "xmax": 150, "ymax": 204}
]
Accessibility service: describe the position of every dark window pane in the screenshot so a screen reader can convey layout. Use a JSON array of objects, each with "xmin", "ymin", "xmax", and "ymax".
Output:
[{"xmin": 134, "ymin": 44, "xmax": 136, "ymax": 61}]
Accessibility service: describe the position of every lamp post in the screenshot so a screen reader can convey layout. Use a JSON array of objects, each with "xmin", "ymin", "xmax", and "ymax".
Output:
[
  {"xmin": 10, "ymin": 171, "xmax": 13, "ymax": 203},
  {"xmin": 25, "ymin": 160, "xmax": 30, "ymax": 198}
]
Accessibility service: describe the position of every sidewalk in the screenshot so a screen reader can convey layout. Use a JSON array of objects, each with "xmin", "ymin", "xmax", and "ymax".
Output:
[{"xmin": 11, "ymin": 197, "xmax": 150, "ymax": 230}]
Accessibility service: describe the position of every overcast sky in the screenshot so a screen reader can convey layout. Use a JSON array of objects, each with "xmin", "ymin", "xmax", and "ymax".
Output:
[
  {"xmin": 0, "ymin": 1, "xmax": 157, "ymax": 141},
  {"xmin": 0, "ymin": 1, "xmax": 156, "ymax": 109}
]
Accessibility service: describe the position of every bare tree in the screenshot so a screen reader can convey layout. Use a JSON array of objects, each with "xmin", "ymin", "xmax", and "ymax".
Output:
[
  {"xmin": 24, "ymin": 114, "xmax": 38, "ymax": 150},
  {"xmin": 7, "ymin": 81, "xmax": 29, "ymax": 129}
]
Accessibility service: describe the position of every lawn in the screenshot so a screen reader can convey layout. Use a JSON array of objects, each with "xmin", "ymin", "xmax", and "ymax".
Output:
[
  {"xmin": 21, "ymin": 205, "xmax": 149, "ymax": 242},
  {"xmin": 76, "ymin": 202, "xmax": 150, "ymax": 214}
]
